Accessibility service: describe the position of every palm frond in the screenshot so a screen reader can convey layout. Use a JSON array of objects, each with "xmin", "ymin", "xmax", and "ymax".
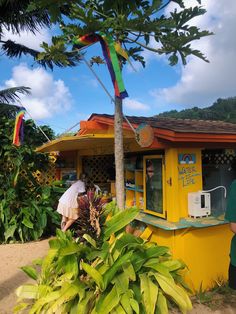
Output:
[
  {"xmin": 1, "ymin": 40, "xmax": 38, "ymax": 59},
  {"xmin": 1, "ymin": 40, "xmax": 83, "ymax": 70},
  {"xmin": 0, "ymin": 0, "xmax": 50, "ymax": 36},
  {"xmin": 0, "ymin": 87, "xmax": 31, "ymax": 104}
]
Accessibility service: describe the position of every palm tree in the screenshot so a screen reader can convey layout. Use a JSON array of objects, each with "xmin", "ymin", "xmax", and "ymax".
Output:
[
  {"xmin": 0, "ymin": 0, "xmax": 82, "ymax": 69},
  {"xmin": 0, "ymin": 0, "xmax": 82, "ymax": 116},
  {"xmin": 0, "ymin": 87, "xmax": 30, "ymax": 117}
]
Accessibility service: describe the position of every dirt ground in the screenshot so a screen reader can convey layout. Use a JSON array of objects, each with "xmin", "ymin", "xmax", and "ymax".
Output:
[{"xmin": 0, "ymin": 239, "xmax": 236, "ymax": 314}]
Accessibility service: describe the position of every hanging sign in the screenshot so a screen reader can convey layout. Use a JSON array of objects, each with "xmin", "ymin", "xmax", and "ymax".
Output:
[
  {"xmin": 178, "ymin": 153, "xmax": 196, "ymax": 164},
  {"xmin": 135, "ymin": 123, "xmax": 154, "ymax": 147}
]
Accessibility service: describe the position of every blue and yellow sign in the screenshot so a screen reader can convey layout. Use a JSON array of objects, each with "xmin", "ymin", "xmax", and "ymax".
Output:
[{"xmin": 178, "ymin": 153, "xmax": 196, "ymax": 164}]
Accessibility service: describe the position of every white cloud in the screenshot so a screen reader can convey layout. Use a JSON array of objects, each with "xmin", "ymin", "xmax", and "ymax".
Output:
[
  {"xmin": 151, "ymin": 0, "xmax": 236, "ymax": 108},
  {"xmin": 1, "ymin": 28, "xmax": 51, "ymax": 50},
  {"xmin": 124, "ymin": 98, "xmax": 150, "ymax": 111},
  {"xmin": 2, "ymin": 63, "xmax": 72, "ymax": 119}
]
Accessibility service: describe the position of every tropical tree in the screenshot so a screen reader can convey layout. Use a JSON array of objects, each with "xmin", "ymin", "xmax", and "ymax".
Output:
[
  {"xmin": 25, "ymin": 0, "xmax": 212, "ymax": 210},
  {"xmin": 0, "ymin": 0, "xmax": 82, "ymax": 69},
  {"xmin": 0, "ymin": 0, "xmax": 83, "ymax": 117}
]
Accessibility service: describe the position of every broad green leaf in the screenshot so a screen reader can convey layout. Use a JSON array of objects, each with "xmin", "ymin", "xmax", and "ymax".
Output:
[
  {"xmin": 144, "ymin": 245, "xmax": 169, "ymax": 259},
  {"xmin": 120, "ymin": 293, "xmax": 133, "ymax": 314},
  {"xmin": 56, "ymin": 254, "xmax": 79, "ymax": 280},
  {"xmin": 40, "ymin": 211, "xmax": 47, "ymax": 228},
  {"xmin": 104, "ymin": 207, "xmax": 139, "ymax": 240},
  {"xmin": 81, "ymin": 262, "xmax": 104, "ymax": 290},
  {"xmin": 130, "ymin": 251, "xmax": 147, "ymax": 272},
  {"xmin": 144, "ymin": 261, "xmax": 172, "ymax": 279},
  {"xmin": 13, "ymin": 302, "xmax": 29, "ymax": 313},
  {"xmin": 160, "ymin": 260, "xmax": 185, "ymax": 272},
  {"xmin": 22, "ymin": 217, "xmax": 34, "ymax": 229},
  {"xmin": 103, "ymin": 251, "xmax": 133, "ymax": 288},
  {"xmin": 59, "ymin": 242, "xmax": 80, "ymax": 256},
  {"xmin": 123, "ymin": 262, "xmax": 136, "ymax": 281},
  {"xmin": 83, "ymin": 234, "xmax": 97, "ymax": 248},
  {"xmin": 96, "ymin": 286, "xmax": 120, "ymax": 314},
  {"xmin": 21, "ymin": 266, "xmax": 38, "ymax": 280},
  {"xmin": 97, "ymin": 263, "xmax": 110, "ymax": 275},
  {"xmin": 49, "ymin": 237, "xmax": 66, "ymax": 249},
  {"xmin": 32, "ymin": 258, "xmax": 43, "ymax": 266},
  {"xmin": 41, "ymin": 248, "xmax": 58, "ymax": 279},
  {"xmin": 130, "ymin": 298, "xmax": 140, "ymax": 314},
  {"xmin": 29, "ymin": 290, "xmax": 61, "ymax": 314},
  {"xmin": 78, "ymin": 291, "xmax": 94, "ymax": 313},
  {"xmin": 16, "ymin": 284, "xmax": 39, "ymax": 299},
  {"xmin": 112, "ymin": 272, "xmax": 129, "ymax": 294},
  {"xmin": 111, "ymin": 304, "xmax": 126, "ymax": 314},
  {"xmin": 156, "ymin": 291, "xmax": 168, "ymax": 314},
  {"xmin": 47, "ymin": 282, "xmax": 82, "ymax": 313},
  {"xmin": 4, "ymin": 223, "xmax": 17, "ymax": 241},
  {"xmin": 140, "ymin": 273, "xmax": 158, "ymax": 314},
  {"xmin": 112, "ymin": 233, "xmax": 143, "ymax": 255},
  {"xmin": 153, "ymin": 273, "xmax": 192, "ymax": 313}
]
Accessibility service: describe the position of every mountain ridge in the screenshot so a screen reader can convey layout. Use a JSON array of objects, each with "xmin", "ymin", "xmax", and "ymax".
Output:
[{"xmin": 156, "ymin": 97, "xmax": 236, "ymax": 124}]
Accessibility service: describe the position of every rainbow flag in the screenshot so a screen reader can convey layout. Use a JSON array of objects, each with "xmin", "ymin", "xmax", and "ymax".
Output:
[
  {"xmin": 72, "ymin": 33, "xmax": 128, "ymax": 99},
  {"xmin": 13, "ymin": 108, "xmax": 25, "ymax": 146}
]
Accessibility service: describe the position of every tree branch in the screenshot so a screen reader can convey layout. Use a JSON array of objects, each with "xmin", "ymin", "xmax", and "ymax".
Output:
[{"xmin": 126, "ymin": 37, "xmax": 162, "ymax": 53}]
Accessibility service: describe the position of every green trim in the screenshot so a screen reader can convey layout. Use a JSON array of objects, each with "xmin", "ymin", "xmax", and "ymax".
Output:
[{"xmin": 136, "ymin": 211, "xmax": 228, "ymax": 231}]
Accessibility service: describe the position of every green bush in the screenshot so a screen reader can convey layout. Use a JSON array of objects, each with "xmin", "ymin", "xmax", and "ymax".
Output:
[
  {"xmin": 0, "ymin": 115, "xmax": 60, "ymax": 243},
  {"xmin": 16, "ymin": 206, "xmax": 192, "ymax": 313},
  {"xmin": 0, "ymin": 185, "xmax": 60, "ymax": 243}
]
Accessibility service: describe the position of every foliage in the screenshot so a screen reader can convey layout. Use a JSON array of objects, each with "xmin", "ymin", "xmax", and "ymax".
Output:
[
  {"xmin": 157, "ymin": 96, "xmax": 236, "ymax": 124},
  {"xmin": 28, "ymin": 0, "xmax": 212, "ymax": 68},
  {"xmin": 0, "ymin": 115, "xmax": 59, "ymax": 243},
  {"xmin": 16, "ymin": 206, "xmax": 192, "ymax": 314},
  {"xmin": 0, "ymin": 0, "xmax": 82, "ymax": 69},
  {"xmin": 71, "ymin": 190, "xmax": 111, "ymax": 242},
  {"xmin": 0, "ymin": 87, "xmax": 30, "ymax": 104}
]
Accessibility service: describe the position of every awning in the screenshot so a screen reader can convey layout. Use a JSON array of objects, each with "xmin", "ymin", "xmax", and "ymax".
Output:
[{"xmin": 36, "ymin": 133, "xmax": 134, "ymax": 153}]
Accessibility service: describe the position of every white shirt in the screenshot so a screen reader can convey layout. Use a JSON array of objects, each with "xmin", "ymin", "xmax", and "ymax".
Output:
[{"xmin": 59, "ymin": 180, "xmax": 85, "ymax": 209}]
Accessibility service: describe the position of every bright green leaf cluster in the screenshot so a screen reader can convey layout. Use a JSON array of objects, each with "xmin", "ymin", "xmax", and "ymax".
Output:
[{"xmin": 16, "ymin": 207, "xmax": 192, "ymax": 313}]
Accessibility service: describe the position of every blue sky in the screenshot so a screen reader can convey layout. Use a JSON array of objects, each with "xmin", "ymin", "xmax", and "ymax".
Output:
[{"xmin": 1, "ymin": 0, "xmax": 236, "ymax": 136}]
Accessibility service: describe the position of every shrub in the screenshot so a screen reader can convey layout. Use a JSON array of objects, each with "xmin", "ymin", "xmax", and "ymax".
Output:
[{"xmin": 16, "ymin": 205, "xmax": 192, "ymax": 313}]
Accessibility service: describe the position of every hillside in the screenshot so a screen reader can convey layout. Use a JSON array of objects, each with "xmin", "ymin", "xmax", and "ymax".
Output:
[{"xmin": 157, "ymin": 97, "xmax": 236, "ymax": 123}]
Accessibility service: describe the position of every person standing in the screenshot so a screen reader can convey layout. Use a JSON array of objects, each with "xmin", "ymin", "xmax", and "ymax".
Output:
[
  {"xmin": 57, "ymin": 173, "xmax": 87, "ymax": 232},
  {"xmin": 225, "ymin": 179, "xmax": 236, "ymax": 289}
]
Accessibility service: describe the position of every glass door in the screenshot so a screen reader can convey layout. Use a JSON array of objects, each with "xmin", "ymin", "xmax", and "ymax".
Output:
[{"xmin": 143, "ymin": 155, "xmax": 166, "ymax": 218}]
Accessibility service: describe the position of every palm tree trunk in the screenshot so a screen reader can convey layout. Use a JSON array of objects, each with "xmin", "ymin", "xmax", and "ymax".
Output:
[{"xmin": 114, "ymin": 97, "xmax": 125, "ymax": 210}]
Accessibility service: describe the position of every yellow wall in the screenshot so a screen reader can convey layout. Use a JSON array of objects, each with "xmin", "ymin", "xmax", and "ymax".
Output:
[
  {"xmin": 146, "ymin": 224, "xmax": 232, "ymax": 291},
  {"xmin": 165, "ymin": 148, "xmax": 203, "ymax": 222}
]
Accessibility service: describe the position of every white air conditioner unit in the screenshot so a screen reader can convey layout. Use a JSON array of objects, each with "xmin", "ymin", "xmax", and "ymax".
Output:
[{"xmin": 188, "ymin": 192, "xmax": 211, "ymax": 218}]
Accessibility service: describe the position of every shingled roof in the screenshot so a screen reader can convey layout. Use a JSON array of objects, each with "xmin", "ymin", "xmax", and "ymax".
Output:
[{"xmin": 89, "ymin": 113, "xmax": 236, "ymax": 135}]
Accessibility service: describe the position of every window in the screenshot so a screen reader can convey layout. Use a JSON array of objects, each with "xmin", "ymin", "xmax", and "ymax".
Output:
[
  {"xmin": 144, "ymin": 155, "xmax": 165, "ymax": 218},
  {"xmin": 202, "ymin": 149, "xmax": 236, "ymax": 216}
]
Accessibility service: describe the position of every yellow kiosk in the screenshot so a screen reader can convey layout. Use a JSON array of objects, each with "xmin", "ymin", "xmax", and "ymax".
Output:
[{"xmin": 37, "ymin": 114, "xmax": 236, "ymax": 291}]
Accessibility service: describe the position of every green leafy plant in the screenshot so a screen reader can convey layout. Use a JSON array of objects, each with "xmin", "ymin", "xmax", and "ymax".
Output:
[
  {"xmin": 0, "ymin": 115, "xmax": 60, "ymax": 243},
  {"xmin": 16, "ymin": 206, "xmax": 192, "ymax": 313},
  {"xmin": 71, "ymin": 190, "xmax": 111, "ymax": 241}
]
